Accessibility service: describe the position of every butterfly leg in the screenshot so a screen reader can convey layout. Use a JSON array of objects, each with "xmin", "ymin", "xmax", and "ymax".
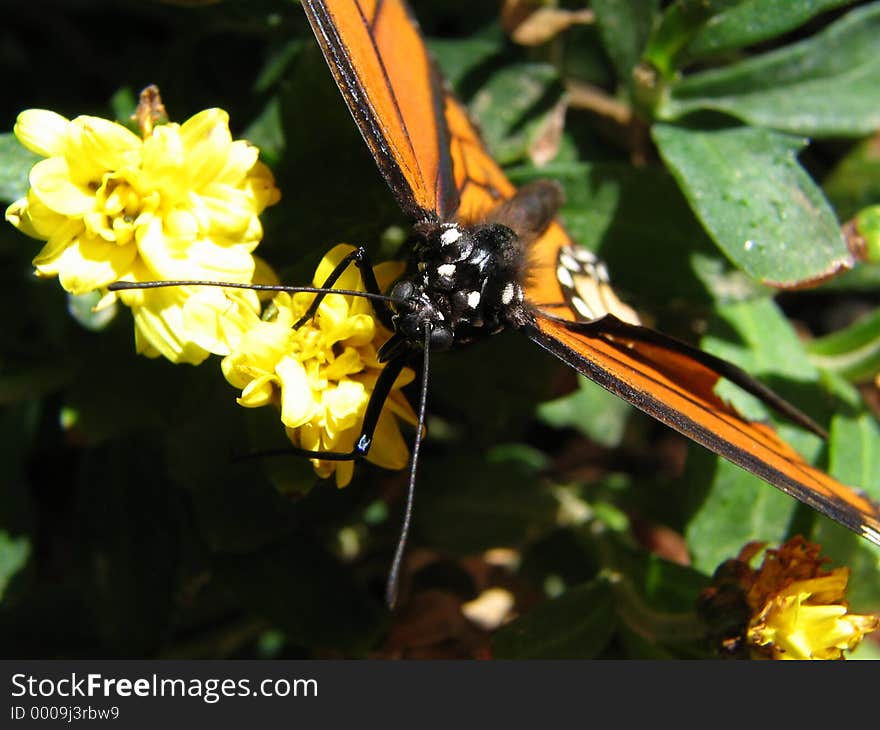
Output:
[
  {"xmin": 294, "ymin": 246, "xmax": 395, "ymax": 330},
  {"xmin": 272, "ymin": 354, "xmax": 409, "ymax": 463}
]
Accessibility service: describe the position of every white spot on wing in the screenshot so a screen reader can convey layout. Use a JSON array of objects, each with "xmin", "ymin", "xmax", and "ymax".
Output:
[
  {"xmin": 437, "ymin": 263, "xmax": 456, "ymax": 278},
  {"xmin": 569, "ymin": 245, "xmax": 597, "ymax": 264},
  {"xmin": 556, "ymin": 264, "xmax": 574, "ymax": 289},
  {"xmin": 467, "ymin": 291, "xmax": 481, "ymax": 308},
  {"xmin": 570, "ymin": 296, "xmax": 594, "ymax": 319},
  {"xmin": 862, "ymin": 524, "xmax": 880, "ymax": 546},
  {"xmin": 559, "ymin": 251, "xmax": 579, "ymax": 271}
]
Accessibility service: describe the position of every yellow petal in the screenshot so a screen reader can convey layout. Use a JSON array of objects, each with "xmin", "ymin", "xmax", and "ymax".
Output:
[
  {"xmin": 190, "ymin": 184, "xmax": 257, "ymax": 238},
  {"xmin": 54, "ymin": 233, "xmax": 139, "ymax": 294},
  {"xmin": 335, "ymin": 460, "xmax": 355, "ymax": 488},
  {"xmin": 244, "ymin": 160, "xmax": 282, "ymax": 212},
  {"xmin": 130, "ymin": 288, "xmax": 212, "ymax": 365},
  {"xmin": 212, "ymin": 139, "xmax": 260, "ymax": 187},
  {"xmin": 64, "ymin": 116, "xmax": 142, "ymax": 183},
  {"xmin": 314, "ymin": 293, "xmax": 351, "ymax": 334},
  {"xmin": 313, "ymin": 244, "xmax": 356, "ymax": 287},
  {"xmin": 190, "ymin": 237, "xmax": 258, "ymax": 278},
  {"xmin": 335, "ymin": 312, "xmax": 376, "ymax": 347},
  {"xmin": 31, "ymin": 217, "xmax": 84, "ymax": 270},
  {"xmin": 181, "ymin": 288, "xmax": 259, "ymax": 355},
  {"xmin": 22, "ymin": 193, "xmax": 70, "ymax": 239},
  {"xmin": 374, "ymin": 259, "xmax": 406, "ymax": 292},
  {"xmin": 278, "ymin": 356, "xmax": 316, "ymax": 428},
  {"xmin": 323, "ymin": 347, "xmax": 365, "ymax": 381},
  {"xmin": 29, "ymin": 157, "xmax": 95, "ymax": 217},
  {"xmin": 179, "ymin": 109, "xmax": 233, "ymax": 188},
  {"xmin": 135, "ymin": 216, "xmax": 191, "ymax": 280},
  {"xmin": 231, "ymin": 322, "xmax": 289, "ymax": 373},
  {"xmin": 386, "ymin": 387, "xmax": 419, "ymax": 426},
  {"xmin": 5, "ymin": 197, "xmax": 45, "ymax": 240},
  {"xmin": 163, "ymin": 204, "xmax": 196, "ymax": 237},
  {"xmin": 366, "ymin": 409, "xmax": 410, "ymax": 470},
  {"xmin": 323, "ymin": 380, "xmax": 368, "ymax": 440},
  {"xmin": 140, "ymin": 124, "xmax": 186, "ymax": 200},
  {"xmin": 14, "ymin": 109, "xmax": 69, "ymax": 157},
  {"xmin": 252, "ymin": 255, "xmax": 281, "ymax": 288},
  {"xmin": 238, "ymin": 374, "xmax": 278, "ymax": 408}
]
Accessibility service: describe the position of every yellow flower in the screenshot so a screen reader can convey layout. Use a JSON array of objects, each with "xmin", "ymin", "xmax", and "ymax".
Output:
[
  {"xmin": 222, "ymin": 244, "xmax": 417, "ymax": 487},
  {"xmin": 700, "ymin": 537, "xmax": 879, "ymax": 660},
  {"xmin": 5, "ymin": 102, "xmax": 281, "ymax": 364},
  {"xmin": 747, "ymin": 571, "xmax": 879, "ymax": 660}
]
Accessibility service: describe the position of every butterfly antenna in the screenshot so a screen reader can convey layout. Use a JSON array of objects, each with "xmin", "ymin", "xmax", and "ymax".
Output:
[
  {"xmin": 385, "ymin": 324, "xmax": 432, "ymax": 610},
  {"xmin": 108, "ymin": 280, "xmax": 401, "ymax": 306}
]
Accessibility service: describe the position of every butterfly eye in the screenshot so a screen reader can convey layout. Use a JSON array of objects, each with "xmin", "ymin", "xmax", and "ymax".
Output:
[
  {"xmin": 390, "ymin": 280, "xmax": 415, "ymax": 303},
  {"xmin": 428, "ymin": 326, "xmax": 454, "ymax": 351}
]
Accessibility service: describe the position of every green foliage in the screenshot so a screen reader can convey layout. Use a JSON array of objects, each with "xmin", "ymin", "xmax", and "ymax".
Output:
[
  {"xmin": 659, "ymin": 2, "xmax": 880, "ymax": 136},
  {"xmin": 653, "ymin": 125, "xmax": 849, "ymax": 287},
  {"xmin": 0, "ymin": 0, "xmax": 878, "ymax": 660}
]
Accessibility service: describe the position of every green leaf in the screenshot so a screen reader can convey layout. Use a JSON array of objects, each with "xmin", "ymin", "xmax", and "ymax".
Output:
[
  {"xmin": 492, "ymin": 578, "xmax": 616, "ymax": 658},
  {"xmin": 662, "ymin": 3, "xmax": 880, "ymax": 136},
  {"xmin": 538, "ymin": 375, "xmax": 632, "ymax": 448},
  {"xmin": 509, "ymin": 160, "xmax": 727, "ymax": 320},
  {"xmin": 0, "ymin": 133, "xmax": 39, "ymax": 204},
  {"xmin": 429, "ymin": 35, "xmax": 502, "ymax": 89},
  {"xmin": 856, "ymin": 205, "xmax": 880, "ymax": 262},
  {"xmin": 686, "ymin": 298, "xmax": 829, "ymax": 572},
  {"xmin": 684, "ymin": 446, "xmax": 801, "ymax": 573},
  {"xmin": 77, "ymin": 439, "xmax": 182, "ymax": 655},
  {"xmin": 644, "ymin": 1, "xmax": 736, "ymax": 78},
  {"xmin": 653, "ymin": 124, "xmax": 850, "ymax": 288},
  {"xmin": 108, "ymin": 87, "xmax": 137, "ymax": 127},
  {"xmin": 215, "ymin": 535, "xmax": 385, "ymax": 654},
  {"xmin": 164, "ymin": 374, "xmax": 304, "ymax": 554},
  {"xmin": 703, "ymin": 298, "xmax": 820, "ymax": 382},
  {"xmin": 468, "ymin": 63, "xmax": 562, "ymax": 165},
  {"xmin": 812, "ymin": 523, "xmax": 880, "ymax": 611},
  {"xmin": 828, "ymin": 411, "xmax": 880, "ymax": 497},
  {"xmin": 0, "ymin": 532, "xmax": 30, "ymax": 603},
  {"xmin": 253, "ymin": 39, "xmax": 304, "ymax": 94},
  {"xmin": 592, "ymin": 0, "xmax": 660, "ymax": 81},
  {"xmin": 0, "ymin": 401, "xmax": 38, "ymax": 606},
  {"xmin": 415, "ymin": 451, "xmax": 557, "ymax": 555},
  {"xmin": 243, "ymin": 96, "xmax": 284, "ymax": 167},
  {"xmin": 810, "ymin": 411, "xmax": 880, "ymax": 610},
  {"xmin": 807, "ymin": 308, "xmax": 880, "ymax": 383},
  {"xmin": 702, "ymin": 297, "xmax": 834, "ymax": 431},
  {"xmin": 605, "ymin": 553, "xmax": 709, "ymax": 654},
  {"xmin": 823, "ymin": 134, "xmax": 880, "ymax": 221},
  {"xmin": 685, "ymin": 0, "xmax": 859, "ymax": 59},
  {"xmin": 0, "ymin": 367, "xmax": 75, "ymax": 405},
  {"xmin": 66, "ymin": 291, "xmax": 117, "ymax": 332},
  {"xmin": 427, "ymin": 330, "xmax": 557, "ymax": 447}
]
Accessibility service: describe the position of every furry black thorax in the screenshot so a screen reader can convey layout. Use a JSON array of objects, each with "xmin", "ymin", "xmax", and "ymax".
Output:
[{"xmin": 379, "ymin": 221, "xmax": 529, "ymax": 361}]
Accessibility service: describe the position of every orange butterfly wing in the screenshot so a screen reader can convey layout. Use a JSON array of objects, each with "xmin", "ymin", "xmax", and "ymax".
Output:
[
  {"xmin": 302, "ymin": 0, "xmax": 880, "ymax": 545},
  {"xmin": 527, "ymin": 315, "xmax": 880, "ymax": 544},
  {"xmin": 303, "ymin": 0, "xmax": 458, "ymax": 220}
]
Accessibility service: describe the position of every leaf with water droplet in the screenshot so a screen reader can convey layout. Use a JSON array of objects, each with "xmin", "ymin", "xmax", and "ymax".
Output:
[{"xmin": 653, "ymin": 124, "xmax": 851, "ymax": 288}]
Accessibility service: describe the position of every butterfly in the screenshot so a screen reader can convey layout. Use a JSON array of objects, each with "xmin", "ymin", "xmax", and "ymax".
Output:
[{"xmin": 297, "ymin": 0, "xmax": 880, "ymax": 598}]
